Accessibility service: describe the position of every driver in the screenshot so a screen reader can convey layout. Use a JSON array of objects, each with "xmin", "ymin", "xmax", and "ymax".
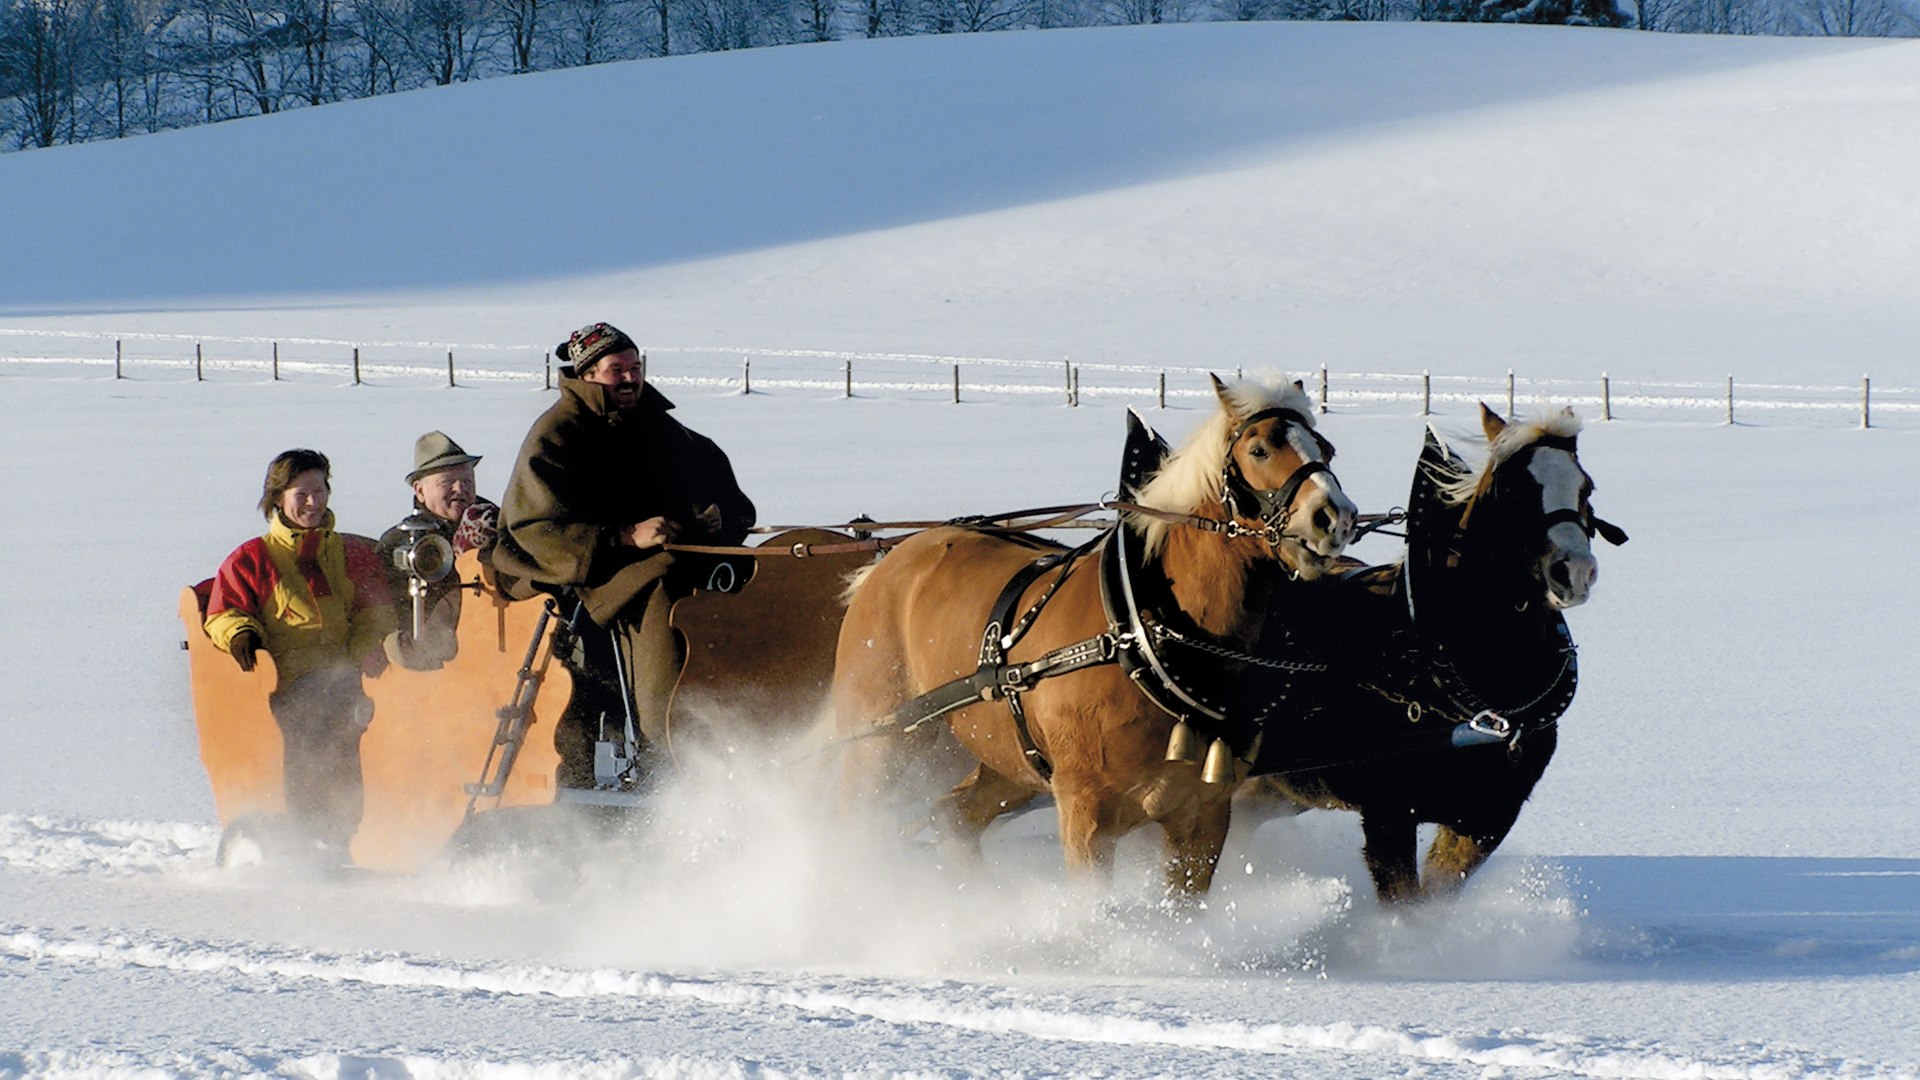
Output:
[{"xmin": 492, "ymin": 322, "xmax": 755, "ymax": 787}]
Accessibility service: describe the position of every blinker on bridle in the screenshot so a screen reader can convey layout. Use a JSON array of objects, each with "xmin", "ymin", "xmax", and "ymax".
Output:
[{"xmin": 1220, "ymin": 407, "xmax": 1334, "ymax": 546}]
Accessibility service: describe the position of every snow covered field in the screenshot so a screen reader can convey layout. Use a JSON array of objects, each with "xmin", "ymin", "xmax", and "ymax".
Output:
[{"xmin": 3, "ymin": 21, "xmax": 1919, "ymax": 1079}]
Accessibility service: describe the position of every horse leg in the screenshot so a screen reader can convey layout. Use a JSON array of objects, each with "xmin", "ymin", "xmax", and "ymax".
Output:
[
  {"xmin": 1359, "ymin": 808, "xmax": 1421, "ymax": 904},
  {"xmin": 1054, "ymin": 778, "xmax": 1122, "ymax": 878},
  {"xmin": 1159, "ymin": 797, "xmax": 1232, "ymax": 898},
  {"xmin": 1421, "ymin": 826, "xmax": 1497, "ymax": 897},
  {"xmin": 830, "ymin": 630, "xmax": 918, "ymax": 821},
  {"xmin": 1421, "ymin": 807, "xmax": 1527, "ymax": 897},
  {"xmin": 936, "ymin": 764, "xmax": 1036, "ymax": 863}
]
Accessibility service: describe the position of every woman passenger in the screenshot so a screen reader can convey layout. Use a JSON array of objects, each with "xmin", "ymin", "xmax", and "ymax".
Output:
[{"xmin": 204, "ymin": 449, "xmax": 395, "ymax": 863}]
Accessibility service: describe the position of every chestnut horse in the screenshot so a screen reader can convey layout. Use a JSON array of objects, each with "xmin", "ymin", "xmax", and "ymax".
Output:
[
  {"xmin": 833, "ymin": 376, "xmax": 1357, "ymax": 897},
  {"xmin": 1244, "ymin": 405, "xmax": 1627, "ymax": 902}
]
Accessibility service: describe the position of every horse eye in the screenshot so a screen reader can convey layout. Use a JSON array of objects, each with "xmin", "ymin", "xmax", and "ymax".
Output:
[{"xmin": 1248, "ymin": 444, "xmax": 1269, "ymax": 460}]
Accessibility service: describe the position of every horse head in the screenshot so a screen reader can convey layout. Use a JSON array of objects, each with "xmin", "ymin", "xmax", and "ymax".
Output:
[
  {"xmin": 1442, "ymin": 404, "xmax": 1627, "ymax": 610},
  {"xmin": 1215, "ymin": 375, "xmax": 1358, "ymax": 576},
  {"xmin": 1133, "ymin": 374, "xmax": 1356, "ymax": 580}
]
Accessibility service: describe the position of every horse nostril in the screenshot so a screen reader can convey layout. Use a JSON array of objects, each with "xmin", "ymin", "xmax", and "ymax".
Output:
[{"xmin": 1548, "ymin": 560, "xmax": 1573, "ymax": 591}]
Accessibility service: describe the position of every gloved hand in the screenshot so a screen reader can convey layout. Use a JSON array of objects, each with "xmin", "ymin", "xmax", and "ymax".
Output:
[{"xmin": 231, "ymin": 630, "xmax": 263, "ymax": 672}]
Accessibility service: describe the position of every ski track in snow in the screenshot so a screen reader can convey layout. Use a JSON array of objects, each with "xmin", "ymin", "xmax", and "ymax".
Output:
[
  {"xmin": 2, "ymin": 919, "xmax": 1885, "ymax": 1080},
  {"xmin": 2, "ymin": 814, "xmax": 1910, "ymax": 1080}
]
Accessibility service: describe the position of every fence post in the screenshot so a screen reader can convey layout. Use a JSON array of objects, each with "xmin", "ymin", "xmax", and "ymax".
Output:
[
  {"xmin": 1601, "ymin": 373, "xmax": 1611, "ymax": 421},
  {"xmin": 1421, "ymin": 370, "xmax": 1431, "ymax": 417},
  {"xmin": 544, "ymin": 353, "xmax": 551, "ymax": 390},
  {"xmin": 196, "ymin": 343, "xmax": 203, "ymax": 382},
  {"xmin": 1158, "ymin": 371, "xmax": 1166, "ymax": 410},
  {"xmin": 447, "ymin": 350, "xmax": 456, "ymax": 388},
  {"xmin": 353, "ymin": 347, "xmax": 361, "ymax": 386},
  {"xmin": 1318, "ymin": 364, "xmax": 1328, "ymax": 414},
  {"xmin": 272, "ymin": 342, "xmax": 279, "ymax": 382},
  {"xmin": 1726, "ymin": 374, "xmax": 1734, "ymax": 425},
  {"xmin": 1862, "ymin": 375, "xmax": 1871, "ymax": 430},
  {"xmin": 1071, "ymin": 366, "xmax": 1081, "ymax": 407},
  {"xmin": 1506, "ymin": 369, "xmax": 1515, "ymax": 417},
  {"xmin": 639, "ymin": 351, "xmax": 647, "ymax": 383},
  {"xmin": 115, "ymin": 340, "xmax": 122, "ymax": 380},
  {"xmin": 742, "ymin": 357, "xmax": 750, "ymax": 395},
  {"xmin": 1064, "ymin": 359, "xmax": 1072, "ymax": 406},
  {"xmin": 953, "ymin": 363, "xmax": 960, "ymax": 404},
  {"xmin": 844, "ymin": 359, "xmax": 852, "ymax": 399}
]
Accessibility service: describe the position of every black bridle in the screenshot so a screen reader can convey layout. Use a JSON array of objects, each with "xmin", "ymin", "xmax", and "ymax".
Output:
[
  {"xmin": 1219, "ymin": 407, "xmax": 1338, "ymax": 547},
  {"xmin": 1496, "ymin": 435, "xmax": 1629, "ymax": 549}
]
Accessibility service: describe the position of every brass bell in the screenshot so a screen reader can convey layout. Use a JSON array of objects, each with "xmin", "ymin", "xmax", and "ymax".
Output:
[
  {"xmin": 1201, "ymin": 738, "xmax": 1235, "ymax": 784},
  {"xmin": 1165, "ymin": 721, "xmax": 1200, "ymax": 763}
]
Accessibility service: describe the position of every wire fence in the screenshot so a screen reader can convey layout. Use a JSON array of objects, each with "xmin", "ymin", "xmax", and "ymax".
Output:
[{"xmin": 1, "ymin": 327, "xmax": 1911, "ymax": 429}]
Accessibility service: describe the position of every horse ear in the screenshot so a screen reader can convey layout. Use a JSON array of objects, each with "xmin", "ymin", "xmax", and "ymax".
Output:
[
  {"xmin": 1293, "ymin": 379, "xmax": 1305, "ymax": 391},
  {"xmin": 1479, "ymin": 402, "xmax": 1507, "ymax": 442},
  {"xmin": 1210, "ymin": 373, "xmax": 1234, "ymax": 411}
]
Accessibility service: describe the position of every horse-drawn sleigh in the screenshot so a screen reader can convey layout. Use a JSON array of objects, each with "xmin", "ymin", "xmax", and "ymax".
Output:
[{"xmin": 181, "ymin": 374, "xmax": 1622, "ymax": 901}]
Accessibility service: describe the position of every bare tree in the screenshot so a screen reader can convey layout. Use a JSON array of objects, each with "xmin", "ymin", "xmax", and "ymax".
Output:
[
  {"xmin": 283, "ymin": 0, "xmax": 338, "ymax": 103},
  {"xmin": 215, "ymin": 0, "xmax": 300, "ymax": 114},
  {"xmin": 1098, "ymin": 0, "xmax": 1195, "ymax": 23},
  {"xmin": 790, "ymin": 0, "xmax": 834, "ymax": 39},
  {"xmin": 920, "ymin": 0, "xmax": 1023, "ymax": 31},
  {"xmin": 551, "ymin": 0, "xmax": 634, "ymax": 62},
  {"xmin": 409, "ymin": 0, "xmax": 492, "ymax": 83},
  {"xmin": 347, "ymin": 0, "xmax": 410, "ymax": 93},
  {"xmin": 682, "ymin": 0, "xmax": 788, "ymax": 49},
  {"xmin": 1797, "ymin": 0, "xmax": 1909, "ymax": 31},
  {"xmin": 858, "ymin": 0, "xmax": 908, "ymax": 34},
  {"xmin": 1, "ymin": 0, "xmax": 88, "ymax": 146},
  {"xmin": 90, "ymin": 0, "xmax": 167, "ymax": 135},
  {"xmin": 491, "ymin": 0, "xmax": 539, "ymax": 70},
  {"xmin": 1024, "ymin": 0, "xmax": 1089, "ymax": 26}
]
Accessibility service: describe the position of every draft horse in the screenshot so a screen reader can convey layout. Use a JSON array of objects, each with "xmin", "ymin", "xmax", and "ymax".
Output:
[
  {"xmin": 834, "ymin": 376, "xmax": 1357, "ymax": 897},
  {"xmin": 1247, "ymin": 405, "xmax": 1627, "ymax": 903}
]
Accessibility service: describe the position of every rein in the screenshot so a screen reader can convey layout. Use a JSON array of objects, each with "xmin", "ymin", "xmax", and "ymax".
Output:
[{"xmin": 664, "ymin": 498, "xmax": 1394, "ymax": 560}]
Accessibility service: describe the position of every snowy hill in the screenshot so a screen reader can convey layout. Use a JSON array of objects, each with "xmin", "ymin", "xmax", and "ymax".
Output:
[{"xmin": 4, "ymin": 23, "xmax": 1919, "ymax": 378}]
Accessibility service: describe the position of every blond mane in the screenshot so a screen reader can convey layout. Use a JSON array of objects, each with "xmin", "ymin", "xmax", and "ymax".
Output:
[
  {"xmin": 1130, "ymin": 376, "xmax": 1318, "ymax": 556},
  {"xmin": 1432, "ymin": 410, "xmax": 1585, "ymax": 508}
]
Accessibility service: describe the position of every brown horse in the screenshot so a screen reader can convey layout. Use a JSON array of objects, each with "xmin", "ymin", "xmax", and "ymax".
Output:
[
  {"xmin": 1243, "ymin": 404, "xmax": 1626, "ymax": 902},
  {"xmin": 833, "ymin": 375, "xmax": 1357, "ymax": 897}
]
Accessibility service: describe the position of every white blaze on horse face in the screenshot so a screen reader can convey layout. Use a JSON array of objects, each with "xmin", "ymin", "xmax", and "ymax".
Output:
[
  {"xmin": 1283, "ymin": 425, "xmax": 1356, "ymax": 558},
  {"xmin": 1528, "ymin": 446, "xmax": 1598, "ymax": 609}
]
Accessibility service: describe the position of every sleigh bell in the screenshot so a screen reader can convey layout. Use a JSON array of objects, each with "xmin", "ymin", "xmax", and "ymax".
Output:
[
  {"xmin": 1201, "ymin": 738, "xmax": 1235, "ymax": 785},
  {"xmin": 1164, "ymin": 721, "xmax": 1201, "ymax": 763}
]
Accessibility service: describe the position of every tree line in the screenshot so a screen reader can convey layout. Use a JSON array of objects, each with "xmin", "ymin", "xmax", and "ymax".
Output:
[{"xmin": 2, "ymin": 0, "xmax": 1912, "ymax": 151}]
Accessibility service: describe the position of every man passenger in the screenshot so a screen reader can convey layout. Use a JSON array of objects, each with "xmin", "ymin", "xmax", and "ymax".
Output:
[{"xmin": 377, "ymin": 431, "xmax": 499, "ymax": 669}]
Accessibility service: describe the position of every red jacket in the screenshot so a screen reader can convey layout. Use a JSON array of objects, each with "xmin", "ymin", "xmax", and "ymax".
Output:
[{"xmin": 205, "ymin": 510, "xmax": 395, "ymax": 685}]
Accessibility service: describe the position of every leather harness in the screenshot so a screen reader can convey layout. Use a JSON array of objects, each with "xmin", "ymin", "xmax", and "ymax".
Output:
[
  {"xmin": 888, "ymin": 521, "xmax": 1328, "ymax": 784},
  {"xmin": 881, "ymin": 406, "xmax": 1336, "ymax": 785}
]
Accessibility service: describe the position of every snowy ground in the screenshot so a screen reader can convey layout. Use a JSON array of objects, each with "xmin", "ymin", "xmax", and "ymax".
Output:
[{"xmin": 3, "ymin": 20, "xmax": 1919, "ymax": 1080}]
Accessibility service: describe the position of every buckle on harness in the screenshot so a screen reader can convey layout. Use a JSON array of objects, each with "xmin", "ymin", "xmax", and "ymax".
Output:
[{"xmin": 1450, "ymin": 710, "xmax": 1513, "ymax": 748}]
